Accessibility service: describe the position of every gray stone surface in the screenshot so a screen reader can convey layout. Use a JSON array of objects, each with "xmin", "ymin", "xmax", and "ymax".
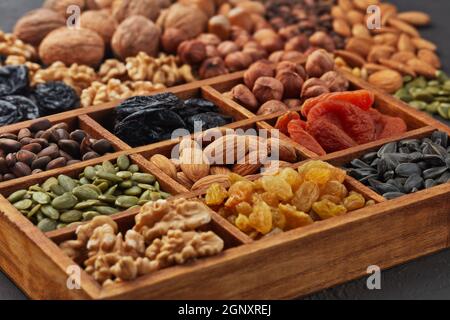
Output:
[{"xmin": 0, "ymin": 0, "xmax": 450, "ymax": 300}]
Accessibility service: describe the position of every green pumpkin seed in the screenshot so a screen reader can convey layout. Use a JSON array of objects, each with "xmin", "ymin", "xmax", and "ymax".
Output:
[
  {"xmin": 98, "ymin": 194, "xmax": 116, "ymax": 203},
  {"xmin": 32, "ymin": 191, "xmax": 51, "ymax": 204},
  {"xmin": 137, "ymin": 183, "xmax": 155, "ymax": 191},
  {"xmin": 74, "ymin": 200, "xmax": 102, "ymax": 210},
  {"xmin": 116, "ymin": 171, "xmax": 132, "ymax": 179},
  {"xmin": 150, "ymin": 192, "xmax": 162, "ymax": 201},
  {"xmin": 128, "ymin": 164, "xmax": 140, "ymax": 173},
  {"xmin": 29, "ymin": 185, "xmax": 45, "ymax": 192},
  {"xmin": 13, "ymin": 199, "xmax": 33, "ymax": 210},
  {"xmin": 115, "ymin": 195, "xmax": 139, "ymax": 208},
  {"xmin": 36, "ymin": 212, "xmax": 45, "ymax": 222},
  {"xmin": 58, "ymin": 175, "xmax": 77, "ymax": 192},
  {"xmin": 50, "ymin": 184, "xmax": 65, "ymax": 196},
  {"xmin": 138, "ymin": 199, "xmax": 150, "ymax": 205},
  {"xmin": 84, "ymin": 166, "xmax": 97, "ymax": 180},
  {"xmin": 132, "ymin": 173, "xmax": 155, "ymax": 184},
  {"xmin": 57, "ymin": 223, "xmax": 68, "ymax": 229},
  {"xmin": 96, "ymin": 171, "xmax": 123, "ymax": 183},
  {"xmin": 97, "ymin": 182, "xmax": 110, "ymax": 192},
  {"xmin": 73, "ymin": 185, "xmax": 99, "ymax": 200},
  {"xmin": 409, "ymin": 100, "xmax": 428, "ymax": 110},
  {"xmin": 37, "ymin": 218, "xmax": 57, "ymax": 232},
  {"xmin": 60, "ymin": 210, "xmax": 83, "ymax": 223},
  {"xmin": 102, "ymin": 160, "xmax": 116, "ymax": 173},
  {"xmin": 52, "ymin": 193, "xmax": 78, "ymax": 210},
  {"xmin": 154, "ymin": 181, "xmax": 160, "ymax": 192},
  {"xmin": 7, "ymin": 190, "xmax": 27, "ymax": 203},
  {"xmin": 105, "ymin": 184, "xmax": 118, "ymax": 195},
  {"xmin": 79, "ymin": 177, "xmax": 91, "ymax": 185},
  {"xmin": 82, "ymin": 211, "xmax": 100, "ymax": 221},
  {"xmin": 117, "ymin": 155, "xmax": 130, "ymax": 170},
  {"xmin": 438, "ymin": 103, "xmax": 450, "ymax": 119},
  {"xmin": 160, "ymin": 191, "xmax": 171, "ymax": 199},
  {"xmin": 95, "ymin": 206, "xmax": 119, "ymax": 215},
  {"xmin": 27, "ymin": 204, "xmax": 42, "ymax": 218},
  {"xmin": 41, "ymin": 205, "xmax": 60, "ymax": 220},
  {"xmin": 119, "ymin": 180, "xmax": 133, "ymax": 189},
  {"xmin": 124, "ymin": 186, "xmax": 142, "ymax": 196},
  {"xmin": 42, "ymin": 177, "xmax": 58, "ymax": 192}
]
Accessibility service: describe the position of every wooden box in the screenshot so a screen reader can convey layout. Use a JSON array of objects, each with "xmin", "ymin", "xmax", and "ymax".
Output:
[{"xmin": 0, "ymin": 70, "xmax": 449, "ymax": 300}]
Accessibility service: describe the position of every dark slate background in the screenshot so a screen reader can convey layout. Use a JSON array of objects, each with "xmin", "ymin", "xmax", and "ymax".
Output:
[{"xmin": 0, "ymin": 0, "xmax": 450, "ymax": 300}]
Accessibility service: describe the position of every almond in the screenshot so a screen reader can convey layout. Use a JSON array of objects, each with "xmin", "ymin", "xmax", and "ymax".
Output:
[
  {"xmin": 334, "ymin": 49, "xmax": 366, "ymax": 68},
  {"xmin": 150, "ymin": 154, "xmax": 178, "ymax": 179},
  {"xmin": 417, "ymin": 49, "xmax": 441, "ymax": 69},
  {"xmin": 407, "ymin": 58, "xmax": 437, "ymax": 78},
  {"xmin": 269, "ymin": 138, "xmax": 297, "ymax": 162},
  {"xmin": 378, "ymin": 58, "xmax": 416, "ymax": 77},
  {"xmin": 372, "ymin": 26, "xmax": 401, "ymax": 35},
  {"xmin": 338, "ymin": 0, "xmax": 353, "ymax": 11},
  {"xmin": 345, "ymin": 37, "xmax": 373, "ymax": 58},
  {"xmin": 232, "ymin": 150, "xmax": 265, "ymax": 176},
  {"xmin": 363, "ymin": 63, "xmax": 389, "ymax": 75},
  {"xmin": 397, "ymin": 33, "xmax": 415, "ymax": 52},
  {"xmin": 396, "ymin": 11, "xmax": 431, "ymax": 26},
  {"xmin": 411, "ymin": 37, "xmax": 436, "ymax": 51},
  {"xmin": 380, "ymin": 4, "xmax": 397, "ymax": 25},
  {"xmin": 203, "ymin": 134, "xmax": 263, "ymax": 165},
  {"xmin": 176, "ymin": 172, "xmax": 193, "ymax": 189},
  {"xmin": 388, "ymin": 18, "xmax": 419, "ymax": 37},
  {"xmin": 352, "ymin": 23, "xmax": 371, "ymax": 39},
  {"xmin": 368, "ymin": 69, "xmax": 403, "ymax": 94},
  {"xmin": 373, "ymin": 33, "xmax": 398, "ymax": 46},
  {"xmin": 210, "ymin": 166, "xmax": 231, "ymax": 175},
  {"xmin": 367, "ymin": 45, "xmax": 395, "ymax": 63},
  {"xmin": 346, "ymin": 10, "xmax": 365, "ymax": 25},
  {"xmin": 191, "ymin": 174, "xmax": 230, "ymax": 192},
  {"xmin": 391, "ymin": 51, "xmax": 416, "ymax": 63},
  {"xmin": 331, "ymin": 6, "xmax": 346, "ymax": 19},
  {"xmin": 179, "ymin": 137, "xmax": 201, "ymax": 152},
  {"xmin": 353, "ymin": 0, "xmax": 378, "ymax": 11},
  {"xmin": 333, "ymin": 18, "xmax": 351, "ymax": 37},
  {"xmin": 179, "ymin": 147, "xmax": 210, "ymax": 182}
]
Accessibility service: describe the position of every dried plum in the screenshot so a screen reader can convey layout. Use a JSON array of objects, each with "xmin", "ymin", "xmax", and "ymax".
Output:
[
  {"xmin": 1, "ymin": 95, "xmax": 40, "ymax": 122},
  {"xmin": 186, "ymin": 112, "xmax": 232, "ymax": 131},
  {"xmin": 0, "ymin": 65, "xmax": 29, "ymax": 97},
  {"xmin": 0, "ymin": 99, "xmax": 21, "ymax": 125},
  {"xmin": 32, "ymin": 82, "xmax": 79, "ymax": 116}
]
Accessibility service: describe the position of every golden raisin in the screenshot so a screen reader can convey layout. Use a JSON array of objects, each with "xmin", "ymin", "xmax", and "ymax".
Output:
[
  {"xmin": 343, "ymin": 192, "xmax": 366, "ymax": 211},
  {"xmin": 365, "ymin": 199, "xmax": 376, "ymax": 207},
  {"xmin": 260, "ymin": 192, "xmax": 280, "ymax": 207},
  {"xmin": 271, "ymin": 208, "xmax": 286, "ymax": 230},
  {"xmin": 291, "ymin": 181, "xmax": 320, "ymax": 212},
  {"xmin": 249, "ymin": 200, "xmax": 273, "ymax": 234},
  {"xmin": 278, "ymin": 167, "xmax": 303, "ymax": 191},
  {"xmin": 229, "ymin": 173, "xmax": 246, "ymax": 185},
  {"xmin": 225, "ymin": 180, "xmax": 254, "ymax": 207},
  {"xmin": 235, "ymin": 201, "xmax": 253, "ymax": 216},
  {"xmin": 205, "ymin": 183, "xmax": 228, "ymax": 206},
  {"xmin": 321, "ymin": 180, "xmax": 348, "ymax": 199},
  {"xmin": 320, "ymin": 194, "xmax": 342, "ymax": 204},
  {"xmin": 260, "ymin": 175, "xmax": 293, "ymax": 201},
  {"xmin": 235, "ymin": 214, "xmax": 253, "ymax": 233},
  {"xmin": 278, "ymin": 203, "xmax": 314, "ymax": 230},
  {"xmin": 312, "ymin": 199, "xmax": 347, "ymax": 220}
]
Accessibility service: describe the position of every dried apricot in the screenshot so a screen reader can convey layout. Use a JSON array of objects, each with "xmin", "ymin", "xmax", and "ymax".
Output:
[
  {"xmin": 312, "ymin": 199, "xmax": 347, "ymax": 220},
  {"xmin": 249, "ymin": 200, "xmax": 273, "ymax": 234},
  {"xmin": 343, "ymin": 192, "xmax": 366, "ymax": 211},
  {"xmin": 205, "ymin": 183, "xmax": 228, "ymax": 206},
  {"xmin": 291, "ymin": 181, "xmax": 320, "ymax": 212},
  {"xmin": 287, "ymin": 119, "xmax": 326, "ymax": 156},
  {"xmin": 307, "ymin": 117, "xmax": 357, "ymax": 153},
  {"xmin": 260, "ymin": 175, "xmax": 293, "ymax": 201},
  {"xmin": 377, "ymin": 115, "xmax": 407, "ymax": 140},
  {"xmin": 278, "ymin": 203, "xmax": 314, "ymax": 230},
  {"xmin": 275, "ymin": 111, "xmax": 301, "ymax": 136}
]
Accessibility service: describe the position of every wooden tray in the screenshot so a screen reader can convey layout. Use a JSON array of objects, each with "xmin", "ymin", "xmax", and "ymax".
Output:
[{"xmin": 0, "ymin": 70, "xmax": 449, "ymax": 300}]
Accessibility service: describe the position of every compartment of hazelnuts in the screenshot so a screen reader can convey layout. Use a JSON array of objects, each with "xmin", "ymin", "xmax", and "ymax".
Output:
[{"xmin": 223, "ymin": 49, "xmax": 349, "ymax": 115}]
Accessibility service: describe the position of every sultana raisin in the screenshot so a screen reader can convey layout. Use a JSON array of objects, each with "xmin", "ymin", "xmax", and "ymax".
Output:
[
  {"xmin": 277, "ymin": 167, "xmax": 303, "ymax": 192},
  {"xmin": 225, "ymin": 180, "xmax": 254, "ymax": 207},
  {"xmin": 235, "ymin": 214, "xmax": 253, "ymax": 233},
  {"xmin": 320, "ymin": 194, "xmax": 342, "ymax": 204},
  {"xmin": 321, "ymin": 181, "xmax": 348, "ymax": 199},
  {"xmin": 249, "ymin": 200, "xmax": 273, "ymax": 234},
  {"xmin": 343, "ymin": 192, "xmax": 366, "ymax": 211},
  {"xmin": 291, "ymin": 181, "xmax": 320, "ymax": 212},
  {"xmin": 205, "ymin": 183, "xmax": 228, "ymax": 206},
  {"xmin": 260, "ymin": 192, "xmax": 280, "ymax": 207},
  {"xmin": 298, "ymin": 160, "xmax": 346, "ymax": 184},
  {"xmin": 271, "ymin": 208, "xmax": 286, "ymax": 230},
  {"xmin": 312, "ymin": 199, "xmax": 347, "ymax": 220},
  {"xmin": 287, "ymin": 119, "xmax": 326, "ymax": 156},
  {"xmin": 235, "ymin": 201, "xmax": 253, "ymax": 216},
  {"xmin": 260, "ymin": 175, "xmax": 293, "ymax": 201},
  {"xmin": 278, "ymin": 203, "xmax": 314, "ymax": 230},
  {"xmin": 365, "ymin": 200, "xmax": 376, "ymax": 207},
  {"xmin": 304, "ymin": 167, "xmax": 332, "ymax": 186}
]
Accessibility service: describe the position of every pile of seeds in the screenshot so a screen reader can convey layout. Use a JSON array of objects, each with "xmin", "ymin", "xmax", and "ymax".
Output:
[
  {"xmin": 0, "ymin": 119, "xmax": 113, "ymax": 181},
  {"xmin": 7, "ymin": 155, "xmax": 170, "ymax": 232},
  {"xmin": 395, "ymin": 71, "xmax": 450, "ymax": 119},
  {"xmin": 346, "ymin": 131, "xmax": 450, "ymax": 199}
]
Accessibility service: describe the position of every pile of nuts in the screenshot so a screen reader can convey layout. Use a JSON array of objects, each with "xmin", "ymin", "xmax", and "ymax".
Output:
[
  {"xmin": 149, "ymin": 131, "xmax": 299, "ymax": 192},
  {"xmin": 59, "ymin": 199, "xmax": 224, "ymax": 286},
  {"xmin": 7, "ymin": 155, "xmax": 170, "ymax": 232},
  {"xmin": 331, "ymin": 0, "xmax": 440, "ymax": 93},
  {"xmin": 0, "ymin": 119, "xmax": 114, "ymax": 180},
  {"xmin": 224, "ymin": 50, "xmax": 349, "ymax": 114}
]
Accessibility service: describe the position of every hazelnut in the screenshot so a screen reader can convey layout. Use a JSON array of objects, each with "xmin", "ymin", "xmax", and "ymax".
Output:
[
  {"xmin": 301, "ymin": 78, "xmax": 330, "ymax": 99},
  {"xmin": 243, "ymin": 47, "xmax": 268, "ymax": 62},
  {"xmin": 320, "ymin": 71, "xmax": 349, "ymax": 92},
  {"xmin": 236, "ymin": 1, "xmax": 265, "ymax": 15},
  {"xmin": 208, "ymin": 15, "xmax": 231, "ymax": 40},
  {"xmin": 305, "ymin": 49, "xmax": 335, "ymax": 78},
  {"xmin": 13, "ymin": 9, "xmax": 66, "ymax": 47},
  {"xmin": 178, "ymin": 40, "xmax": 207, "ymax": 65},
  {"xmin": 309, "ymin": 31, "xmax": 335, "ymax": 52},
  {"xmin": 283, "ymin": 99, "xmax": 302, "ymax": 109},
  {"xmin": 112, "ymin": 15, "xmax": 161, "ymax": 59},
  {"xmin": 251, "ymin": 14, "xmax": 271, "ymax": 31},
  {"xmin": 80, "ymin": 10, "xmax": 118, "ymax": 44},
  {"xmin": 43, "ymin": 0, "xmax": 85, "ymax": 16},
  {"xmin": 276, "ymin": 61, "xmax": 305, "ymax": 78},
  {"xmin": 217, "ymin": 41, "xmax": 239, "ymax": 57},
  {"xmin": 197, "ymin": 33, "xmax": 221, "ymax": 46},
  {"xmin": 224, "ymin": 51, "xmax": 252, "ymax": 72},
  {"xmin": 257, "ymin": 100, "xmax": 288, "ymax": 116},
  {"xmin": 228, "ymin": 7, "xmax": 253, "ymax": 33},
  {"xmin": 253, "ymin": 28, "xmax": 276, "ymax": 43},
  {"xmin": 218, "ymin": 3, "xmax": 231, "ymax": 16},
  {"xmin": 230, "ymin": 26, "xmax": 249, "ymax": 41},
  {"xmin": 278, "ymin": 25, "xmax": 301, "ymax": 40},
  {"xmin": 243, "ymin": 60, "xmax": 275, "ymax": 89},
  {"xmin": 39, "ymin": 27, "xmax": 105, "ymax": 67},
  {"xmin": 112, "ymin": 0, "xmax": 161, "ymax": 22},
  {"xmin": 161, "ymin": 28, "xmax": 188, "ymax": 54},
  {"xmin": 269, "ymin": 51, "xmax": 284, "ymax": 63},
  {"xmin": 252, "ymin": 77, "xmax": 284, "ymax": 104},
  {"xmin": 284, "ymin": 35, "xmax": 310, "ymax": 52},
  {"xmin": 234, "ymin": 34, "xmax": 252, "ymax": 49},
  {"xmin": 231, "ymin": 84, "xmax": 258, "ymax": 111},
  {"xmin": 254, "ymin": 29, "xmax": 284, "ymax": 53},
  {"xmin": 199, "ymin": 57, "xmax": 229, "ymax": 79},
  {"xmin": 276, "ymin": 70, "xmax": 304, "ymax": 99},
  {"xmin": 206, "ymin": 45, "xmax": 220, "ymax": 58},
  {"xmin": 280, "ymin": 51, "xmax": 307, "ymax": 63}
]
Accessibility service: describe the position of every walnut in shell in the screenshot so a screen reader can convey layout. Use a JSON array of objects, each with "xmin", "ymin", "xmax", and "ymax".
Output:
[
  {"xmin": 39, "ymin": 27, "xmax": 105, "ymax": 67},
  {"xmin": 112, "ymin": 0, "xmax": 161, "ymax": 22},
  {"xmin": 43, "ymin": 0, "xmax": 86, "ymax": 16},
  {"xmin": 80, "ymin": 10, "xmax": 118, "ymax": 44},
  {"xmin": 163, "ymin": 3, "xmax": 208, "ymax": 39}
]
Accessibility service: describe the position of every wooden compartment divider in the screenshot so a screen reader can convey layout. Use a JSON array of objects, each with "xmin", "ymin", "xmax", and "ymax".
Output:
[{"xmin": 0, "ymin": 68, "xmax": 450, "ymax": 299}]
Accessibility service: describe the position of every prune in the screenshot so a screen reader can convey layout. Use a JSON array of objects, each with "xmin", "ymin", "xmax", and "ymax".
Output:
[
  {"xmin": 0, "ymin": 65, "xmax": 29, "ymax": 97},
  {"xmin": 1, "ymin": 95, "xmax": 40, "ymax": 122},
  {"xmin": 0, "ymin": 99, "xmax": 21, "ymax": 125},
  {"xmin": 32, "ymin": 82, "xmax": 79, "ymax": 116},
  {"xmin": 185, "ymin": 112, "xmax": 232, "ymax": 131}
]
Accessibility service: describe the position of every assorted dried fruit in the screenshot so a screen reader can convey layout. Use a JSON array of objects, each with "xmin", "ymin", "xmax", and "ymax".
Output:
[
  {"xmin": 0, "ymin": 119, "xmax": 114, "ymax": 180},
  {"xmin": 59, "ymin": 198, "xmax": 224, "ymax": 286},
  {"xmin": 395, "ymin": 71, "xmax": 450, "ymax": 119},
  {"xmin": 7, "ymin": 155, "xmax": 170, "ymax": 232},
  {"xmin": 113, "ymin": 93, "xmax": 233, "ymax": 147},
  {"xmin": 205, "ymin": 160, "xmax": 372, "ymax": 239},
  {"xmin": 275, "ymin": 90, "xmax": 407, "ymax": 155},
  {"xmin": 345, "ymin": 131, "xmax": 450, "ymax": 199}
]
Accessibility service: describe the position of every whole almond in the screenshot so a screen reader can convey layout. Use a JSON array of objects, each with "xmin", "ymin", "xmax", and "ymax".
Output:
[
  {"xmin": 334, "ymin": 50, "xmax": 366, "ymax": 68},
  {"xmin": 345, "ymin": 37, "xmax": 373, "ymax": 58},
  {"xmin": 417, "ymin": 49, "xmax": 441, "ymax": 69},
  {"xmin": 363, "ymin": 63, "xmax": 389, "ymax": 74},
  {"xmin": 269, "ymin": 138, "xmax": 297, "ymax": 162},
  {"xmin": 368, "ymin": 69, "xmax": 403, "ymax": 93},
  {"xmin": 407, "ymin": 58, "xmax": 437, "ymax": 78},
  {"xmin": 373, "ymin": 33, "xmax": 399, "ymax": 46},
  {"xmin": 352, "ymin": 23, "xmax": 371, "ymax": 39},
  {"xmin": 331, "ymin": 7, "xmax": 346, "ymax": 19},
  {"xmin": 191, "ymin": 174, "xmax": 230, "ymax": 192},
  {"xmin": 397, "ymin": 33, "xmax": 415, "ymax": 52},
  {"xmin": 176, "ymin": 172, "xmax": 193, "ymax": 189},
  {"xmin": 150, "ymin": 154, "xmax": 177, "ymax": 179},
  {"xmin": 210, "ymin": 166, "xmax": 232, "ymax": 175},
  {"xmin": 388, "ymin": 18, "xmax": 420, "ymax": 37},
  {"xmin": 396, "ymin": 11, "xmax": 431, "ymax": 26},
  {"xmin": 180, "ymin": 147, "xmax": 210, "ymax": 182},
  {"xmin": 391, "ymin": 51, "xmax": 416, "ymax": 63},
  {"xmin": 232, "ymin": 150, "xmax": 265, "ymax": 176},
  {"xmin": 338, "ymin": 0, "xmax": 353, "ymax": 11},
  {"xmin": 353, "ymin": 0, "xmax": 378, "ymax": 11},
  {"xmin": 378, "ymin": 58, "xmax": 416, "ymax": 77},
  {"xmin": 367, "ymin": 45, "xmax": 395, "ymax": 63},
  {"xmin": 346, "ymin": 10, "xmax": 365, "ymax": 25},
  {"xmin": 333, "ymin": 18, "xmax": 351, "ymax": 37},
  {"xmin": 411, "ymin": 37, "xmax": 437, "ymax": 51}
]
